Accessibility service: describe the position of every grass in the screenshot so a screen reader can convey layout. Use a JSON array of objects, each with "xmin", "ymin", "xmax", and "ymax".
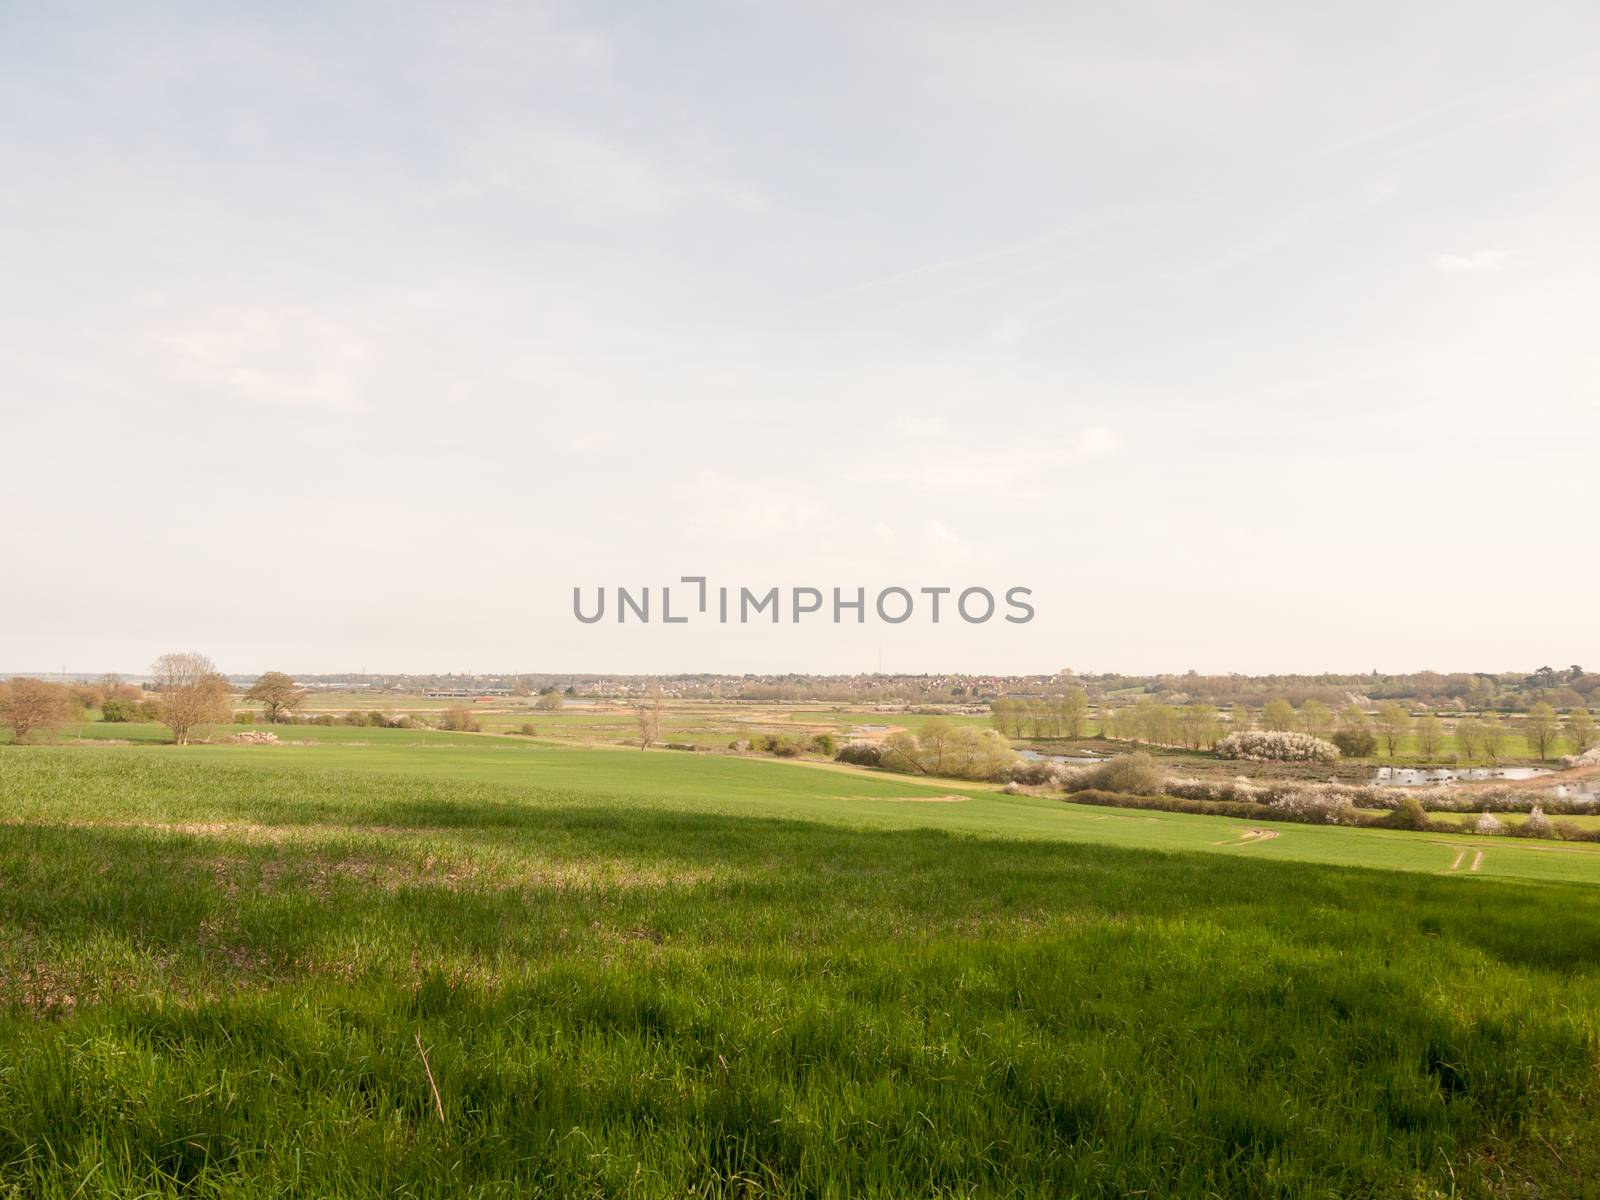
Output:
[
  {"xmin": 2, "ymin": 739, "xmax": 1599, "ymax": 1196},
  {"xmin": 24, "ymin": 727, "xmax": 1600, "ymax": 883}
]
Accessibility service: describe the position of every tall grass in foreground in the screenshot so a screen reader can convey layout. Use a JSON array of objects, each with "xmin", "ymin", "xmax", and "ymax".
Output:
[{"xmin": 0, "ymin": 752, "xmax": 1597, "ymax": 1197}]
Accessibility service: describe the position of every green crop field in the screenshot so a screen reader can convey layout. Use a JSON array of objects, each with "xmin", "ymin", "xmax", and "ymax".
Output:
[{"xmin": 2, "ymin": 732, "xmax": 1598, "ymax": 1196}]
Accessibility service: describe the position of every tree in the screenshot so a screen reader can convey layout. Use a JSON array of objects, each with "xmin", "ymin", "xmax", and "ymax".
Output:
[
  {"xmin": 1097, "ymin": 705, "xmax": 1119, "ymax": 740},
  {"xmin": 1565, "ymin": 708, "xmax": 1597, "ymax": 754},
  {"xmin": 1298, "ymin": 699, "xmax": 1333, "ymax": 739},
  {"xmin": 1229, "ymin": 704, "xmax": 1252, "ymax": 734},
  {"xmin": 0, "ymin": 678, "xmax": 69, "ymax": 743},
  {"xmin": 1454, "ymin": 717, "xmax": 1484, "ymax": 760},
  {"xmin": 1415, "ymin": 714, "xmax": 1445, "ymax": 759},
  {"xmin": 635, "ymin": 692, "xmax": 663, "ymax": 750},
  {"xmin": 1179, "ymin": 703, "xmax": 1219, "ymax": 749},
  {"xmin": 1523, "ymin": 702, "xmax": 1560, "ymax": 760},
  {"xmin": 535, "ymin": 692, "xmax": 564, "ymax": 711},
  {"xmin": 151, "ymin": 652, "xmax": 232, "ymax": 745},
  {"xmin": 1374, "ymin": 702, "xmax": 1413, "ymax": 758},
  {"xmin": 245, "ymin": 671, "xmax": 306, "ymax": 723},
  {"xmin": 918, "ymin": 717, "xmax": 955, "ymax": 773},
  {"xmin": 1261, "ymin": 698, "xmax": 1296, "ymax": 732},
  {"xmin": 1061, "ymin": 688, "xmax": 1089, "ymax": 738},
  {"xmin": 1479, "ymin": 713, "xmax": 1506, "ymax": 762}
]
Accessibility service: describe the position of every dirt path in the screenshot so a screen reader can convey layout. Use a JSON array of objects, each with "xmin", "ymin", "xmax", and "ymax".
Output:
[{"xmin": 1213, "ymin": 828, "xmax": 1281, "ymax": 847}]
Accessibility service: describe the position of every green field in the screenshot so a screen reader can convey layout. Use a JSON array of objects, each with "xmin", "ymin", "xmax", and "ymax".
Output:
[{"xmin": 2, "ymin": 732, "xmax": 1599, "ymax": 1196}]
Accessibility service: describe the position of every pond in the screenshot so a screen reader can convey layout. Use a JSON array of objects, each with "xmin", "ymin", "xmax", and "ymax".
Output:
[
  {"xmin": 1372, "ymin": 766, "xmax": 1552, "ymax": 786},
  {"xmin": 1018, "ymin": 749, "xmax": 1104, "ymax": 764}
]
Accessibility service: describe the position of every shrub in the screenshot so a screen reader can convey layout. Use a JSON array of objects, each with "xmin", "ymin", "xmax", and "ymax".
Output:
[
  {"xmin": 1330, "ymin": 729, "xmax": 1378, "ymax": 758},
  {"xmin": 1064, "ymin": 752, "xmax": 1165, "ymax": 795},
  {"xmin": 1269, "ymin": 792, "xmax": 1359, "ymax": 825},
  {"xmin": 834, "ymin": 741, "xmax": 882, "ymax": 767},
  {"xmin": 438, "ymin": 707, "xmax": 481, "ymax": 733},
  {"xmin": 1216, "ymin": 730, "xmax": 1340, "ymax": 763},
  {"xmin": 853, "ymin": 725, "xmax": 1016, "ymax": 781},
  {"xmin": 1005, "ymin": 759, "xmax": 1073, "ymax": 787},
  {"xmin": 135, "ymin": 700, "xmax": 162, "ymax": 721},
  {"xmin": 1385, "ymin": 797, "xmax": 1432, "ymax": 831},
  {"xmin": 1520, "ymin": 807, "xmax": 1553, "ymax": 839},
  {"xmin": 100, "ymin": 698, "xmax": 135, "ymax": 723},
  {"xmin": 808, "ymin": 733, "xmax": 837, "ymax": 756},
  {"xmin": 1474, "ymin": 812, "xmax": 1505, "ymax": 836},
  {"xmin": 233, "ymin": 711, "xmax": 256, "ymax": 724}
]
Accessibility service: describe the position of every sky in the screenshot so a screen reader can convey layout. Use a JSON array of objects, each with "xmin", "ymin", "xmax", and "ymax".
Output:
[{"xmin": 2, "ymin": 1, "xmax": 1597, "ymax": 677}]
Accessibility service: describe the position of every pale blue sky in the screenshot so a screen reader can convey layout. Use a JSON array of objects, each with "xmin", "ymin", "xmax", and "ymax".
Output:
[{"xmin": 3, "ymin": 2, "xmax": 1597, "ymax": 675}]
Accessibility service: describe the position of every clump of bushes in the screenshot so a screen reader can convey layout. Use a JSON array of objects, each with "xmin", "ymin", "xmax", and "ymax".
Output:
[
  {"xmin": 1003, "ymin": 759, "xmax": 1076, "ymax": 787},
  {"xmin": 1216, "ymin": 730, "xmax": 1340, "ymax": 763},
  {"xmin": 1383, "ymin": 797, "xmax": 1433, "ymax": 831},
  {"xmin": 1268, "ymin": 792, "xmax": 1360, "ymax": 825},
  {"xmin": 834, "ymin": 741, "xmax": 882, "ymax": 767},
  {"xmin": 877, "ymin": 721, "xmax": 1017, "ymax": 781},
  {"xmin": 1062, "ymin": 752, "xmax": 1165, "ymax": 795},
  {"xmin": 437, "ymin": 706, "xmax": 481, "ymax": 733},
  {"xmin": 100, "ymin": 698, "xmax": 135, "ymax": 723},
  {"xmin": 1330, "ymin": 729, "xmax": 1378, "ymax": 757}
]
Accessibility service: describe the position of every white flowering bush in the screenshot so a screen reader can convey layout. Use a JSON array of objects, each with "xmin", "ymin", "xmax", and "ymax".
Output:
[
  {"xmin": 1268, "ymin": 792, "xmax": 1360, "ymax": 825},
  {"xmin": 1522, "ymin": 807, "xmax": 1553, "ymax": 839},
  {"xmin": 1215, "ymin": 731, "xmax": 1341, "ymax": 763},
  {"xmin": 1474, "ymin": 812, "xmax": 1504, "ymax": 835}
]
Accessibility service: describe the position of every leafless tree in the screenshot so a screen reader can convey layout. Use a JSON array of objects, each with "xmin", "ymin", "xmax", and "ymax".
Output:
[
  {"xmin": 0, "ymin": 678, "xmax": 69, "ymax": 743},
  {"xmin": 635, "ymin": 691, "xmax": 663, "ymax": 750},
  {"xmin": 151, "ymin": 652, "xmax": 232, "ymax": 745}
]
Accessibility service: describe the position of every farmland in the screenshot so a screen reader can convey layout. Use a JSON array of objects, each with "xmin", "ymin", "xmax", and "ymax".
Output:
[{"xmin": 2, "ymin": 728, "xmax": 1599, "ymax": 1196}]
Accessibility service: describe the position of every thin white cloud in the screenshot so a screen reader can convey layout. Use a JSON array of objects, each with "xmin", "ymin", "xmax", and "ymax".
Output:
[
  {"xmin": 1431, "ymin": 250, "xmax": 1508, "ymax": 273},
  {"xmin": 923, "ymin": 519, "xmax": 973, "ymax": 567}
]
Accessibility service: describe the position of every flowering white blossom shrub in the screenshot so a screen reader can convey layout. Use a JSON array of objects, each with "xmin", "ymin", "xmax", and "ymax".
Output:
[
  {"xmin": 1268, "ymin": 792, "xmax": 1360, "ymax": 825},
  {"xmin": 1474, "ymin": 812, "xmax": 1504, "ymax": 835},
  {"xmin": 1522, "ymin": 807, "xmax": 1553, "ymax": 838},
  {"xmin": 1215, "ymin": 731, "xmax": 1341, "ymax": 763}
]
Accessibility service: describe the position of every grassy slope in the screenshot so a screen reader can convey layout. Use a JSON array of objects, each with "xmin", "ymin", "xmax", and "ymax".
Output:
[
  {"xmin": 32, "ymin": 726, "xmax": 1600, "ymax": 885},
  {"xmin": 2, "ymin": 744, "xmax": 1599, "ymax": 1196}
]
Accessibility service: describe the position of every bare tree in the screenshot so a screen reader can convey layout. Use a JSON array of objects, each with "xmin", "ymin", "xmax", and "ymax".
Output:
[
  {"xmin": 635, "ymin": 691, "xmax": 663, "ymax": 750},
  {"xmin": 245, "ymin": 671, "xmax": 306, "ymax": 723},
  {"xmin": 0, "ymin": 678, "xmax": 69, "ymax": 743},
  {"xmin": 151, "ymin": 652, "xmax": 232, "ymax": 745}
]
